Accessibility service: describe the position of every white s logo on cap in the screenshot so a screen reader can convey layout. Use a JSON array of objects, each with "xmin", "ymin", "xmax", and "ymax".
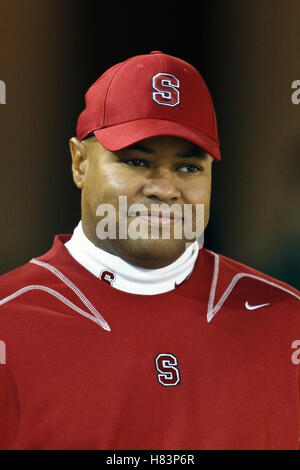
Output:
[{"xmin": 152, "ymin": 73, "xmax": 180, "ymax": 107}]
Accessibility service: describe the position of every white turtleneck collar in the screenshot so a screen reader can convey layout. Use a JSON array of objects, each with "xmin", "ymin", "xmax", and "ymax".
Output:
[{"xmin": 64, "ymin": 221, "xmax": 199, "ymax": 295}]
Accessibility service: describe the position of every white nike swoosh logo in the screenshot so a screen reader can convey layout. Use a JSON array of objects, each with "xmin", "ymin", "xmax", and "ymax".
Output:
[{"xmin": 245, "ymin": 301, "xmax": 270, "ymax": 310}]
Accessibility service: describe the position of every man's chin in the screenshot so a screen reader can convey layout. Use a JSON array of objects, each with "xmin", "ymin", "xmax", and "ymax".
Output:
[{"xmin": 111, "ymin": 237, "xmax": 191, "ymax": 269}]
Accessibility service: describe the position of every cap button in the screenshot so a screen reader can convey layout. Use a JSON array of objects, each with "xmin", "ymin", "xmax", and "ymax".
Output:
[{"xmin": 150, "ymin": 50, "xmax": 163, "ymax": 54}]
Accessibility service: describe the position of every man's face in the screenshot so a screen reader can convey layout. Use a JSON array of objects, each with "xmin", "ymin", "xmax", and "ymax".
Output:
[{"xmin": 70, "ymin": 135, "xmax": 213, "ymax": 269}]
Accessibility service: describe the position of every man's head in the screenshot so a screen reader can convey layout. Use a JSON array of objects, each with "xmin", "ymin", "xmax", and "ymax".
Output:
[
  {"xmin": 70, "ymin": 135, "xmax": 213, "ymax": 268},
  {"xmin": 70, "ymin": 51, "xmax": 220, "ymax": 268}
]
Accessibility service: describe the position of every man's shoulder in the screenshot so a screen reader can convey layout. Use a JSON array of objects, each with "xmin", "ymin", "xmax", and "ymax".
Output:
[
  {"xmin": 0, "ymin": 233, "xmax": 111, "ymax": 335},
  {"xmin": 0, "ymin": 234, "xmax": 72, "ymax": 296},
  {"xmin": 218, "ymin": 251, "xmax": 298, "ymax": 291},
  {"xmin": 0, "ymin": 261, "xmax": 37, "ymax": 291},
  {"xmin": 201, "ymin": 249, "xmax": 300, "ymax": 325},
  {"xmin": 205, "ymin": 248, "xmax": 300, "ymax": 306}
]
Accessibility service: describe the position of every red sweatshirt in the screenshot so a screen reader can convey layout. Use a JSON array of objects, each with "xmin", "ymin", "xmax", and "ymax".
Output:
[{"xmin": 0, "ymin": 234, "xmax": 299, "ymax": 449}]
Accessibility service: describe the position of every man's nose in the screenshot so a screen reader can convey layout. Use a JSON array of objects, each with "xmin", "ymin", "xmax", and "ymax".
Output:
[{"xmin": 142, "ymin": 169, "xmax": 181, "ymax": 201}]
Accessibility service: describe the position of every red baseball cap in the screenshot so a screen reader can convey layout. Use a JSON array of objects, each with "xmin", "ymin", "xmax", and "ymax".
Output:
[{"xmin": 76, "ymin": 51, "xmax": 221, "ymax": 161}]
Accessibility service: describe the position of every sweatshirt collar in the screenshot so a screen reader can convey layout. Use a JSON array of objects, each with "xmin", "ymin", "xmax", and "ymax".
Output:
[{"xmin": 64, "ymin": 221, "xmax": 199, "ymax": 295}]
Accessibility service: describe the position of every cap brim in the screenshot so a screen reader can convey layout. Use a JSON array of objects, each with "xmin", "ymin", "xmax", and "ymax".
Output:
[{"xmin": 93, "ymin": 119, "xmax": 221, "ymax": 161}]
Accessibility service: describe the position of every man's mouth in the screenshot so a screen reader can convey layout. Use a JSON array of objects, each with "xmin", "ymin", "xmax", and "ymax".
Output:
[{"xmin": 128, "ymin": 211, "xmax": 183, "ymax": 226}]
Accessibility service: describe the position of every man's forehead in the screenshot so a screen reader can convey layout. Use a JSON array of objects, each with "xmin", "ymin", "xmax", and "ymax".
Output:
[
  {"xmin": 123, "ymin": 136, "xmax": 210, "ymax": 160},
  {"xmin": 83, "ymin": 134, "xmax": 211, "ymax": 160}
]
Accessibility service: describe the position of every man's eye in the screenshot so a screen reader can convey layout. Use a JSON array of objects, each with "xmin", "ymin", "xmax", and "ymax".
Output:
[
  {"xmin": 125, "ymin": 159, "xmax": 146, "ymax": 167},
  {"xmin": 179, "ymin": 165, "xmax": 203, "ymax": 173}
]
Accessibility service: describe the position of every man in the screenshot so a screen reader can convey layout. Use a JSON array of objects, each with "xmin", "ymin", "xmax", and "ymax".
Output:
[{"xmin": 0, "ymin": 51, "xmax": 299, "ymax": 450}]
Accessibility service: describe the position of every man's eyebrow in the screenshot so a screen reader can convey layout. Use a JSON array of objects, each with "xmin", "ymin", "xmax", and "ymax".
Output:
[
  {"xmin": 175, "ymin": 148, "xmax": 208, "ymax": 159},
  {"xmin": 126, "ymin": 143, "xmax": 208, "ymax": 159},
  {"xmin": 127, "ymin": 143, "xmax": 153, "ymax": 154}
]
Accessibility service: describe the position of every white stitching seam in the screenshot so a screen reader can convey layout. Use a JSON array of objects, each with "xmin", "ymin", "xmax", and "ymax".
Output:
[
  {"xmin": 1, "ymin": 255, "xmax": 299, "ymax": 328},
  {"xmin": 207, "ymin": 251, "xmax": 300, "ymax": 323},
  {"xmin": 0, "ymin": 259, "xmax": 111, "ymax": 332}
]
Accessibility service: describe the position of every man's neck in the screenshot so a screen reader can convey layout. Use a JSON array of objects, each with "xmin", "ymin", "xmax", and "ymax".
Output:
[{"xmin": 64, "ymin": 221, "xmax": 200, "ymax": 295}]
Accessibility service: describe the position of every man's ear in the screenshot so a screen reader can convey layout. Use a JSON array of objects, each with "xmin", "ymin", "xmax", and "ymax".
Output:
[{"xmin": 69, "ymin": 137, "xmax": 88, "ymax": 189}]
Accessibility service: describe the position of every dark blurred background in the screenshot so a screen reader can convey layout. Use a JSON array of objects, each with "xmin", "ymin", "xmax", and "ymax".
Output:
[{"xmin": 0, "ymin": 0, "xmax": 299, "ymax": 288}]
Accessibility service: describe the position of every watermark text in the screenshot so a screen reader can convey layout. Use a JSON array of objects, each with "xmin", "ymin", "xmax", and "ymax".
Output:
[
  {"xmin": 0, "ymin": 340, "xmax": 6, "ymax": 364},
  {"xmin": 95, "ymin": 196, "xmax": 205, "ymax": 247},
  {"xmin": 291, "ymin": 80, "xmax": 300, "ymax": 105},
  {"xmin": 0, "ymin": 80, "xmax": 6, "ymax": 104},
  {"xmin": 291, "ymin": 340, "xmax": 300, "ymax": 365}
]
